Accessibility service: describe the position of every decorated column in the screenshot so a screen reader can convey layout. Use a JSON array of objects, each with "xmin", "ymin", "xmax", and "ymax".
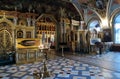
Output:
[
  {"xmin": 80, "ymin": 21, "xmax": 85, "ymax": 30},
  {"xmin": 13, "ymin": 17, "xmax": 18, "ymax": 25},
  {"xmin": 27, "ymin": 18, "xmax": 31, "ymax": 26}
]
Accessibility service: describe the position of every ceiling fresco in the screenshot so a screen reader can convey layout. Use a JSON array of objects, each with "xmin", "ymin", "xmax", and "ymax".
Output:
[
  {"xmin": 113, "ymin": 0, "xmax": 120, "ymax": 4},
  {"xmin": 0, "ymin": 0, "xmax": 110, "ymax": 20},
  {"xmin": 0, "ymin": 0, "xmax": 77, "ymax": 13},
  {"xmin": 114, "ymin": 0, "xmax": 120, "ymax": 4},
  {"xmin": 0, "ymin": 0, "xmax": 81, "ymax": 20},
  {"xmin": 77, "ymin": 0, "xmax": 109, "ymax": 18},
  {"xmin": 78, "ymin": 0, "xmax": 108, "ymax": 9}
]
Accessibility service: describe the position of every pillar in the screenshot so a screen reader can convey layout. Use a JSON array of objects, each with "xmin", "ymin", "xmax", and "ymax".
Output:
[
  {"xmin": 27, "ymin": 18, "xmax": 31, "ymax": 26},
  {"xmin": 13, "ymin": 17, "xmax": 18, "ymax": 25}
]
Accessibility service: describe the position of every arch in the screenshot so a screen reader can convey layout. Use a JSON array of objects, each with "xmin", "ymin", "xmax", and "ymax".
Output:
[
  {"xmin": 0, "ymin": 17, "xmax": 15, "ymax": 29},
  {"xmin": 110, "ymin": 7, "xmax": 120, "ymax": 28},
  {"xmin": 36, "ymin": 14, "xmax": 57, "ymax": 49},
  {"xmin": 36, "ymin": 14, "xmax": 57, "ymax": 23},
  {"xmin": 110, "ymin": 8, "xmax": 120, "ymax": 44},
  {"xmin": 56, "ymin": 0, "xmax": 83, "ymax": 20},
  {"xmin": 71, "ymin": 3, "xmax": 84, "ymax": 20},
  {"xmin": 87, "ymin": 17, "xmax": 101, "ymax": 32},
  {"xmin": 112, "ymin": 12, "xmax": 120, "ymax": 44},
  {"xmin": 0, "ymin": 17, "xmax": 15, "ymax": 52}
]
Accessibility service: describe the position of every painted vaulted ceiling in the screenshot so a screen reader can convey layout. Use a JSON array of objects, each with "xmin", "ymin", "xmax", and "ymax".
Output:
[{"xmin": 0, "ymin": 0, "xmax": 119, "ymax": 21}]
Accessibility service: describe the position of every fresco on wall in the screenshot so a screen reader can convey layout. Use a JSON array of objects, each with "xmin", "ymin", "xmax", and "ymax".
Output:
[
  {"xmin": 80, "ymin": 0, "xmax": 107, "ymax": 10},
  {"xmin": 95, "ymin": 0, "xmax": 105, "ymax": 9},
  {"xmin": 87, "ymin": 10, "xmax": 93, "ymax": 15},
  {"xmin": 79, "ymin": 0, "xmax": 108, "ymax": 17},
  {"xmin": 110, "ymin": 0, "xmax": 120, "ymax": 15},
  {"xmin": 113, "ymin": 0, "xmax": 120, "ymax": 4},
  {"xmin": 78, "ymin": 0, "xmax": 87, "ymax": 3}
]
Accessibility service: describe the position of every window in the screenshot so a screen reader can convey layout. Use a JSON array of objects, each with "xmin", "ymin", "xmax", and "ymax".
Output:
[
  {"xmin": 114, "ymin": 14, "xmax": 120, "ymax": 44},
  {"xmin": 88, "ymin": 20, "xmax": 101, "ymax": 33}
]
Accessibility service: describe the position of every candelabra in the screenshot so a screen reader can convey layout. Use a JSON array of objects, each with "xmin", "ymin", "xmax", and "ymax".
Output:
[{"xmin": 33, "ymin": 61, "xmax": 50, "ymax": 79}]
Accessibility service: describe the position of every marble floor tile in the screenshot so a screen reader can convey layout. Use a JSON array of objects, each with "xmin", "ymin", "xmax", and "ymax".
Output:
[{"xmin": 1, "ymin": 52, "xmax": 120, "ymax": 79}]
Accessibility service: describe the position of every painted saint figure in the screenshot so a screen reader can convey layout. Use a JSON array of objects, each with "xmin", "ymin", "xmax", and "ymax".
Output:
[{"xmin": 96, "ymin": 0, "xmax": 104, "ymax": 9}]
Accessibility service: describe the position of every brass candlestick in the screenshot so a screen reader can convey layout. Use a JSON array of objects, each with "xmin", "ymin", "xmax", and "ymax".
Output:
[
  {"xmin": 33, "ymin": 61, "xmax": 51, "ymax": 79},
  {"xmin": 43, "ymin": 61, "xmax": 50, "ymax": 78}
]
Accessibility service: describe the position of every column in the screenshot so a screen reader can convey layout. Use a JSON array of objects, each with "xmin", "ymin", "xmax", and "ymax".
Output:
[
  {"xmin": 12, "ymin": 28, "xmax": 16, "ymax": 50},
  {"xmin": 80, "ymin": 21, "xmax": 85, "ymax": 30},
  {"xmin": 27, "ymin": 18, "xmax": 31, "ymax": 26},
  {"xmin": 32, "ymin": 18, "xmax": 35, "ymax": 26},
  {"xmin": 13, "ymin": 17, "xmax": 18, "ymax": 25},
  {"xmin": 60, "ymin": 21, "xmax": 63, "ymax": 43},
  {"xmin": 77, "ymin": 31, "xmax": 80, "ymax": 51},
  {"xmin": 23, "ymin": 29, "xmax": 26, "ymax": 38},
  {"xmin": 33, "ymin": 30, "xmax": 35, "ymax": 38},
  {"xmin": 63, "ymin": 21, "xmax": 66, "ymax": 43},
  {"xmin": 71, "ymin": 19, "xmax": 73, "ymax": 30}
]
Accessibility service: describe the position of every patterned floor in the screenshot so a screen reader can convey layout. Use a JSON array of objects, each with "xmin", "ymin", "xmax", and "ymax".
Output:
[
  {"xmin": 0, "ymin": 52, "xmax": 120, "ymax": 79},
  {"xmin": 66, "ymin": 52, "xmax": 120, "ymax": 72}
]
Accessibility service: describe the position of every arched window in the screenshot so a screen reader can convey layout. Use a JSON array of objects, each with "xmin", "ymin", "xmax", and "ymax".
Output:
[
  {"xmin": 113, "ymin": 13, "xmax": 120, "ymax": 44},
  {"xmin": 88, "ymin": 20, "xmax": 101, "ymax": 33}
]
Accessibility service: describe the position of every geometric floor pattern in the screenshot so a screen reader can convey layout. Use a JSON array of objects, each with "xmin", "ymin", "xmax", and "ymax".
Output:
[{"xmin": 0, "ymin": 56, "xmax": 120, "ymax": 79}]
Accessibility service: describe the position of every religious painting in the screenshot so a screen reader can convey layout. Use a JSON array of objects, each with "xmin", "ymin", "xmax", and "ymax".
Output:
[
  {"xmin": 26, "ymin": 31, "xmax": 31, "ymax": 38},
  {"xmin": 87, "ymin": 10, "xmax": 93, "ymax": 15},
  {"xmin": 16, "ymin": 38, "xmax": 40, "ymax": 49},
  {"xmin": 113, "ymin": 0, "xmax": 120, "ymax": 4},
  {"xmin": 96, "ymin": 0, "xmax": 104, "ymax": 9},
  {"xmin": 17, "ymin": 30, "xmax": 23, "ymax": 38}
]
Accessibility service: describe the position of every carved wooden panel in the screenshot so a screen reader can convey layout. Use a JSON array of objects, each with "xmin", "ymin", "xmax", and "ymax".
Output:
[
  {"xmin": 0, "ymin": 22, "xmax": 13, "ymax": 55},
  {"xmin": 0, "ymin": 30, "xmax": 12, "ymax": 52}
]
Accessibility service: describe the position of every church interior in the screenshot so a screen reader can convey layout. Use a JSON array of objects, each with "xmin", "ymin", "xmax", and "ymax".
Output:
[{"xmin": 0, "ymin": 0, "xmax": 120, "ymax": 79}]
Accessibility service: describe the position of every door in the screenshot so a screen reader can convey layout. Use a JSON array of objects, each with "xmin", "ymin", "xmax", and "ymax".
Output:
[
  {"xmin": 0, "ymin": 30, "xmax": 12, "ymax": 52},
  {"xmin": 0, "ymin": 26, "xmax": 12, "ymax": 53}
]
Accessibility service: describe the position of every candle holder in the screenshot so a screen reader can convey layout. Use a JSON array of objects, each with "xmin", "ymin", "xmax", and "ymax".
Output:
[
  {"xmin": 43, "ymin": 61, "xmax": 50, "ymax": 78},
  {"xmin": 33, "ymin": 61, "xmax": 54, "ymax": 79}
]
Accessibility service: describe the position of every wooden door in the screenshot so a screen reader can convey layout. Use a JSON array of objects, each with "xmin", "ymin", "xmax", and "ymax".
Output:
[{"xmin": 0, "ymin": 22, "xmax": 13, "ymax": 53}]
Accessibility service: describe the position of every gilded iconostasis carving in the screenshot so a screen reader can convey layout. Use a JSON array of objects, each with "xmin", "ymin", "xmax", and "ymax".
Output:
[
  {"xmin": 0, "ymin": 22, "xmax": 12, "ymax": 34},
  {"xmin": 0, "ymin": 22, "xmax": 12, "ymax": 52},
  {"xmin": 0, "ymin": 0, "xmax": 80, "ymax": 21},
  {"xmin": 17, "ymin": 29, "xmax": 23, "ymax": 38}
]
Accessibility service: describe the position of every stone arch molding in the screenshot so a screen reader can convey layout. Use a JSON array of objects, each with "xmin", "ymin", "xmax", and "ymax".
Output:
[{"xmin": 87, "ymin": 16, "xmax": 101, "ymax": 29}]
